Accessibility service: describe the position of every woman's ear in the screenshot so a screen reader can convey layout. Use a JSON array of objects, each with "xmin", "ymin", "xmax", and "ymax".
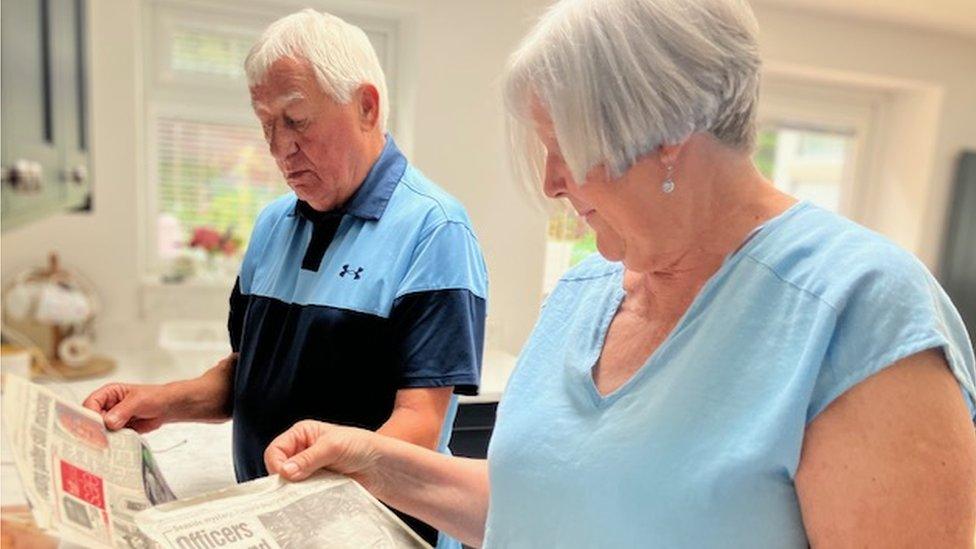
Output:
[{"xmin": 658, "ymin": 140, "xmax": 687, "ymax": 167}]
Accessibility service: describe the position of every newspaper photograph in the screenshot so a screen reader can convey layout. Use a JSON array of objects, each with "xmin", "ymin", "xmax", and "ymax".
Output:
[
  {"xmin": 135, "ymin": 472, "xmax": 431, "ymax": 549},
  {"xmin": 1, "ymin": 373, "xmax": 176, "ymax": 548}
]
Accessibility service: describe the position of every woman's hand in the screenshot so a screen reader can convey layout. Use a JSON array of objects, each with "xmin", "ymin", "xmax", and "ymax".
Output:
[
  {"xmin": 266, "ymin": 419, "xmax": 491, "ymax": 546},
  {"xmin": 264, "ymin": 420, "xmax": 380, "ymax": 485}
]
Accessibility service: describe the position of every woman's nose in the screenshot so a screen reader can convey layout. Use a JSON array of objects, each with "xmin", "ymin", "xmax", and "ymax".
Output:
[{"xmin": 543, "ymin": 159, "xmax": 567, "ymax": 199}]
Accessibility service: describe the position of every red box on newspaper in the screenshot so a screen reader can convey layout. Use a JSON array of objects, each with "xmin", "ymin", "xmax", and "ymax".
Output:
[{"xmin": 60, "ymin": 461, "xmax": 105, "ymax": 510}]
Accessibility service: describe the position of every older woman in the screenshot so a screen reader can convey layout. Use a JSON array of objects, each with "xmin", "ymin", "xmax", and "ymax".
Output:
[{"xmin": 263, "ymin": 0, "xmax": 976, "ymax": 546}]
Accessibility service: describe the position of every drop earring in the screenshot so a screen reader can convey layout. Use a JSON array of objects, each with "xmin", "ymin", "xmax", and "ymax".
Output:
[{"xmin": 662, "ymin": 164, "xmax": 675, "ymax": 194}]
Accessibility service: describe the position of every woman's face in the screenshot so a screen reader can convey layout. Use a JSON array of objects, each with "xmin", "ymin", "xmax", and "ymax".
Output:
[{"xmin": 531, "ymin": 102, "xmax": 668, "ymax": 270}]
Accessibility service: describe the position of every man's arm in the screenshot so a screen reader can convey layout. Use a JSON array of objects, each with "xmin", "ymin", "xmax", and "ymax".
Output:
[
  {"xmin": 83, "ymin": 352, "xmax": 237, "ymax": 432},
  {"xmin": 377, "ymin": 387, "xmax": 454, "ymax": 450}
]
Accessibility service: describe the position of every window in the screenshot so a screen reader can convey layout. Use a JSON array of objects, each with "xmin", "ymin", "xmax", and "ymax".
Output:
[
  {"xmin": 143, "ymin": 2, "xmax": 398, "ymax": 282},
  {"xmin": 155, "ymin": 116, "xmax": 281, "ymax": 263},
  {"xmin": 543, "ymin": 209, "xmax": 596, "ymax": 294},
  {"xmin": 754, "ymin": 126, "xmax": 856, "ymax": 212},
  {"xmin": 756, "ymin": 75, "xmax": 880, "ymax": 219}
]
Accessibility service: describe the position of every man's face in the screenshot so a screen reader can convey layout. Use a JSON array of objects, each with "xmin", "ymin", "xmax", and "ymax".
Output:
[{"xmin": 250, "ymin": 57, "xmax": 370, "ymax": 211}]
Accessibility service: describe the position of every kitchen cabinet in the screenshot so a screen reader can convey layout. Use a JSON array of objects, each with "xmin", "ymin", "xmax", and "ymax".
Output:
[
  {"xmin": 2, "ymin": 0, "xmax": 90, "ymax": 232},
  {"xmin": 449, "ymin": 402, "xmax": 498, "ymax": 459},
  {"xmin": 941, "ymin": 151, "xmax": 976, "ymax": 345}
]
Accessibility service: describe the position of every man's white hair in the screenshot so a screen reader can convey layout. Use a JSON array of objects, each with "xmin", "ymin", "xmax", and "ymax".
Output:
[
  {"xmin": 245, "ymin": 9, "xmax": 389, "ymax": 132},
  {"xmin": 504, "ymin": 0, "xmax": 762, "ymax": 184}
]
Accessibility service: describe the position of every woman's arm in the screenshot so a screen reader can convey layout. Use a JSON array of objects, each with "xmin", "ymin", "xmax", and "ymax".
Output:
[
  {"xmin": 796, "ymin": 349, "xmax": 976, "ymax": 547},
  {"xmin": 264, "ymin": 420, "xmax": 490, "ymax": 547}
]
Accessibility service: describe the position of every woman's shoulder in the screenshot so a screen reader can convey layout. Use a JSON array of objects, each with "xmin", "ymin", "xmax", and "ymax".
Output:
[
  {"xmin": 744, "ymin": 202, "xmax": 933, "ymax": 311},
  {"xmin": 752, "ymin": 204, "xmax": 976, "ymax": 423}
]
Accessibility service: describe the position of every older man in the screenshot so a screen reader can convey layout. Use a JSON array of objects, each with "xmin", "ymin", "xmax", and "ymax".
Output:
[{"xmin": 83, "ymin": 9, "xmax": 486, "ymax": 547}]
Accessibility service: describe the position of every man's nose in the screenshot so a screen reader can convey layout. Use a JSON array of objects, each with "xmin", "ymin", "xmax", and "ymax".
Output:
[{"xmin": 269, "ymin": 126, "xmax": 299, "ymax": 159}]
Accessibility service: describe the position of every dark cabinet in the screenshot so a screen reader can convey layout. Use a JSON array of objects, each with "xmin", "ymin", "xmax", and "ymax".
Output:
[
  {"xmin": 449, "ymin": 402, "xmax": 497, "ymax": 459},
  {"xmin": 2, "ymin": 0, "xmax": 90, "ymax": 231},
  {"xmin": 941, "ymin": 151, "xmax": 976, "ymax": 346}
]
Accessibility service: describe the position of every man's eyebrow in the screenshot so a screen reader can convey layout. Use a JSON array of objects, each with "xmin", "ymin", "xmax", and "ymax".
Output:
[{"xmin": 252, "ymin": 91, "xmax": 305, "ymax": 113}]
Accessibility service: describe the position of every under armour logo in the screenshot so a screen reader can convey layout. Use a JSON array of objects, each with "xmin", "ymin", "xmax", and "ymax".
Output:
[{"xmin": 339, "ymin": 264, "xmax": 364, "ymax": 280}]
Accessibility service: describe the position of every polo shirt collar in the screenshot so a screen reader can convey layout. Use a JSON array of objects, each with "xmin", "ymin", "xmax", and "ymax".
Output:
[{"xmin": 292, "ymin": 134, "xmax": 406, "ymax": 222}]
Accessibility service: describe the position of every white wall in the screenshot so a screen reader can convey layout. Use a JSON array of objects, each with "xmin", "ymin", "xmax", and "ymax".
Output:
[
  {"xmin": 398, "ymin": 0, "xmax": 549, "ymax": 353},
  {"xmin": 752, "ymin": 2, "xmax": 976, "ymax": 268},
  {"xmin": 3, "ymin": 0, "xmax": 974, "ymax": 356}
]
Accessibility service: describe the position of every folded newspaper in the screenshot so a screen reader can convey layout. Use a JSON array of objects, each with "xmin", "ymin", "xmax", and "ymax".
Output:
[
  {"xmin": 1, "ymin": 373, "xmax": 176, "ymax": 547},
  {"xmin": 1, "ymin": 374, "xmax": 431, "ymax": 548},
  {"xmin": 135, "ymin": 472, "xmax": 430, "ymax": 549}
]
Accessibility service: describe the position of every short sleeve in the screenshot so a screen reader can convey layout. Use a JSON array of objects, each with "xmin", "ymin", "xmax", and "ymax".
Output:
[
  {"xmin": 396, "ymin": 221, "xmax": 488, "ymax": 299},
  {"xmin": 227, "ymin": 277, "xmax": 247, "ymax": 353},
  {"xmin": 389, "ymin": 221, "xmax": 488, "ymax": 395},
  {"xmin": 808, "ymin": 253, "xmax": 976, "ymax": 423},
  {"xmin": 389, "ymin": 289, "xmax": 485, "ymax": 395}
]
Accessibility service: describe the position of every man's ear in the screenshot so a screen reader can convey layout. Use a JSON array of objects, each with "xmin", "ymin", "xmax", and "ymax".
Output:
[{"xmin": 356, "ymin": 84, "xmax": 381, "ymax": 131}]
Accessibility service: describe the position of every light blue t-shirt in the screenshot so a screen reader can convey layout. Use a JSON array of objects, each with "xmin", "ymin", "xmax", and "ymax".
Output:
[{"xmin": 485, "ymin": 201, "xmax": 976, "ymax": 548}]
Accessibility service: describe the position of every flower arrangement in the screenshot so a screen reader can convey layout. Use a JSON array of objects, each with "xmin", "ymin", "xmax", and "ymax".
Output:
[
  {"xmin": 161, "ymin": 226, "xmax": 243, "ymax": 284},
  {"xmin": 188, "ymin": 227, "xmax": 242, "ymax": 257}
]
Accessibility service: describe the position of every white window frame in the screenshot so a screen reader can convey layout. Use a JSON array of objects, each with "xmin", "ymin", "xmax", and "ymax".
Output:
[
  {"xmin": 757, "ymin": 71, "xmax": 885, "ymax": 222},
  {"xmin": 140, "ymin": 0, "xmax": 401, "ymax": 281}
]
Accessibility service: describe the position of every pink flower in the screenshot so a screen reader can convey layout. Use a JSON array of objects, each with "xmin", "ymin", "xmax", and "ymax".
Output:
[{"xmin": 189, "ymin": 227, "xmax": 223, "ymax": 252}]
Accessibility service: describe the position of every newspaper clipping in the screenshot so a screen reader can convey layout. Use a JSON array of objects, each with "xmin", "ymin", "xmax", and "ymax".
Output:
[
  {"xmin": 1, "ymin": 373, "xmax": 176, "ymax": 548},
  {"xmin": 135, "ymin": 472, "xmax": 431, "ymax": 549}
]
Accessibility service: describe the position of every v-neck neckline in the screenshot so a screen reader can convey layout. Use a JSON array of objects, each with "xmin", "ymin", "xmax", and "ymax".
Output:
[{"xmin": 579, "ymin": 200, "xmax": 809, "ymax": 406}]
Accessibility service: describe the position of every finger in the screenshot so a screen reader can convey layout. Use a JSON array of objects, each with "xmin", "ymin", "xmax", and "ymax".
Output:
[
  {"xmin": 264, "ymin": 426, "xmax": 313, "ymax": 475},
  {"xmin": 82, "ymin": 384, "xmax": 123, "ymax": 413},
  {"xmin": 279, "ymin": 442, "xmax": 333, "ymax": 481},
  {"xmin": 103, "ymin": 394, "xmax": 143, "ymax": 430}
]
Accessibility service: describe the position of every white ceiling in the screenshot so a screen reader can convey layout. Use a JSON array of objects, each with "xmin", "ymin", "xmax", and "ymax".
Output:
[{"xmin": 753, "ymin": 0, "xmax": 976, "ymax": 37}]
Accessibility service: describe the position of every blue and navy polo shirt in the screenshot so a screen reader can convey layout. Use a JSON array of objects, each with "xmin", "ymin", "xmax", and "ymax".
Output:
[{"xmin": 227, "ymin": 137, "xmax": 487, "ymax": 485}]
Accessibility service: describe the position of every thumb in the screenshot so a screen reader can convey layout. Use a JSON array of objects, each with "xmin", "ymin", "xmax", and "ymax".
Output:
[
  {"xmin": 280, "ymin": 441, "xmax": 332, "ymax": 482},
  {"xmin": 103, "ymin": 395, "xmax": 141, "ymax": 430}
]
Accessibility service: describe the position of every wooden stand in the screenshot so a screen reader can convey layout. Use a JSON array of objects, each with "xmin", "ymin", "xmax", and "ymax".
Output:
[
  {"xmin": 29, "ymin": 355, "xmax": 115, "ymax": 380},
  {"xmin": 3, "ymin": 253, "xmax": 116, "ymax": 381}
]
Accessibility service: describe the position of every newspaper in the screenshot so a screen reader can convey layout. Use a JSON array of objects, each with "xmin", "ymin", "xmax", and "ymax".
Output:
[
  {"xmin": 1, "ymin": 373, "xmax": 176, "ymax": 548},
  {"xmin": 2, "ymin": 374, "xmax": 432, "ymax": 549},
  {"xmin": 135, "ymin": 472, "xmax": 431, "ymax": 549}
]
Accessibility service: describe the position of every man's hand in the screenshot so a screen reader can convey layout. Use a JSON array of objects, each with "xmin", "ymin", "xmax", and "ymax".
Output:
[
  {"xmin": 83, "ymin": 383, "xmax": 171, "ymax": 433},
  {"xmin": 82, "ymin": 352, "xmax": 237, "ymax": 433}
]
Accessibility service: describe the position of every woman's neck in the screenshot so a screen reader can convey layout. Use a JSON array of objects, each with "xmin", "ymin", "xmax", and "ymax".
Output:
[{"xmin": 623, "ymin": 139, "xmax": 795, "ymax": 319}]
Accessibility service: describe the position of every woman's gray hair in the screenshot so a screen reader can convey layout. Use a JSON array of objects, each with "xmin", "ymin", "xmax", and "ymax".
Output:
[
  {"xmin": 245, "ymin": 9, "xmax": 389, "ymax": 132},
  {"xmin": 504, "ymin": 0, "xmax": 762, "ymax": 183}
]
